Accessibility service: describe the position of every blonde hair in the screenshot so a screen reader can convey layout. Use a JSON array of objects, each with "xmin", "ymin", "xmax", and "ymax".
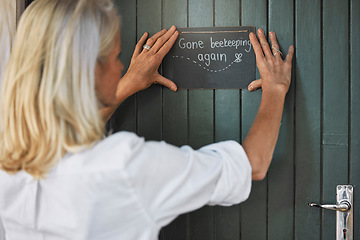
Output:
[
  {"xmin": 0, "ymin": 0, "xmax": 16, "ymax": 83},
  {"xmin": 0, "ymin": 0, "xmax": 120, "ymax": 178}
]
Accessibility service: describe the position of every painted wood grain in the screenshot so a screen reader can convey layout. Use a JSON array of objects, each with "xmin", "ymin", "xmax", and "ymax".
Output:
[
  {"xmin": 240, "ymin": 0, "xmax": 268, "ymax": 240},
  {"xmin": 213, "ymin": 0, "xmax": 241, "ymax": 239},
  {"xmin": 349, "ymin": 0, "xmax": 359, "ymax": 239},
  {"xmin": 322, "ymin": 1, "xmax": 349, "ymax": 239},
  {"xmin": 294, "ymin": 0, "xmax": 321, "ymax": 239},
  {"xmin": 109, "ymin": 0, "xmax": 137, "ymax": 133},
  {"xmin": 188, "ymin": 87, "xmax": 214, "ymax": 240},
  {"xmin": 162, "ymin": 0, "xmax": 189, "ymax": 239},
  {"xmin": 188, "ymin": 3, "xmax": 215, "ymax": 239},
  {"xmin": 136, "ymin": 0, "xmax": 163, "ymax": 141},
  {"xmin": 109, "ymin": 0, "xmax": 360, "ymax": 239},
  {"xmin": 268, "ymin": 0, "xmax": 295, "ymax": 239}
]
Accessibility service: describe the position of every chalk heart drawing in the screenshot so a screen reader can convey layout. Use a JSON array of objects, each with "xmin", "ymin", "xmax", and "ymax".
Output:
[{"xmin": 172, "ymin": 52, "xmax": 244, "ymax": 73}]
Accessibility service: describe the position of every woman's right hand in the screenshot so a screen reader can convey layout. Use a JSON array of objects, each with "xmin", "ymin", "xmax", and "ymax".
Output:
[{"xmin": 247, "ymin": 29, "xmax": 294, "ymax": 95}]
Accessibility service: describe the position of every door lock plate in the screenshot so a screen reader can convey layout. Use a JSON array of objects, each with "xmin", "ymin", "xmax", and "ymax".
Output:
[{"xmin": 337, "ymin": 185, "xmax": 353, "ymax": 240}]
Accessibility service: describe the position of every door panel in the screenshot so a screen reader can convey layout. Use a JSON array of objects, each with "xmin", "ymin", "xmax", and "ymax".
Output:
[
  {"xmin": 214, "ymin": 1, "xmax": 241, "ymax": 239},
  {"xmin": 110, "ymin": 0, "xmax": 360, "ymax": 239},
  {"xmin": 267, "ymin": 0, "xmax": 295, "ymax": 239},
  {"xmin": 109, "ymin": 0, "xmax": 137, "ymax": 133},
  {"xmin": 350, "ymin": 1, "xmax": 360, "ymax": 240},
  {"xmin": 162, "ymin": 1, "xmax": 189, "ymax": 239},
  {"xmin": 240, "ymin": 1, "xmax": 267, "ymax": 239},
  {"xmin": 295, "ymin": 0, "xmax": 321, "ymax": 239},
  {"xmin": 136, "ymin": 0, "xmax": 163, "ymax": 141},
  {"xmin": 187, "ymin": 0, "xmax": 215, "ymax": 238},
  {"xmin": 323, "ymin": 1, "xmax": 349, "ymax": 239}
]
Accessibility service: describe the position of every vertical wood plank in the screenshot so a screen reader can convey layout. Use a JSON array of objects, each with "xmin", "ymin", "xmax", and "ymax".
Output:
[
  {"xmin": 137, "ymin": 0, "xmax": 163, "ymax": 141},
  {"xmin": 109, "ymin": 0, "xmax": 137, "ymax": 133},
  {"xmin": 322, "ymin": 1, "xmax": 349, "ymax": 239},
  {"xmin": 294, "ymin": 0, "xmax": 321, "ymax": 239},
  {"xmin": 188, "ymin": 90, "xmax": 214, "ymax": 240},
  {"xmin": 162, "ymin": 0, "xmax": 189, "ymax": 239},
  {"xmin": 350, "ymin": 1, "xmax": 360, "ymax": 239},
  {"xmin": 214, "ymin": 0, "xmax": 240, "ymax": 144},
  {"xmin": 241, "ymin": 1, "xmax": 267, "ymax": 240},
  {"xmin": 213, "ymin": 1, "xmax": 240, "ymax": 239},
  {"xmin": 188, "ymin": 0, "xmax": 214, "ymax": 239},
  {"xmin": 268, "ymin": 0, "xmax": 295, "ymax": 239}
]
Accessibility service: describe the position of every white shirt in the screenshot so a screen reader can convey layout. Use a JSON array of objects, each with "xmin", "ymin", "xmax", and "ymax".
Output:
[{"xmin": 0, "ymin": 131, "xmax": 252, "ymax": 240}]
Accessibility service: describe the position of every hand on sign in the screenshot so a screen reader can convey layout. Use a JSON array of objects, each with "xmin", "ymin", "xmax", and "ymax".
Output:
[
  {"xmin": 117, "ymin": 26, "xmax": 179, "ymax": 102},
  {"xmin": 247, "ymin": 29, "xmax": 294, "ymax": 95}
]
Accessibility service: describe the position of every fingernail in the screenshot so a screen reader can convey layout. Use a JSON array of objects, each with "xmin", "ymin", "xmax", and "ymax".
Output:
[
  {"xmin": 249, "ymin": 85, "xmax": 254, "ymax": 91},
  {"xmin": 270, "ymin": 32, "xmax": 274, "ymax": 36},
  {"xmin": 258, "ymin": 29, "xmax": 264, "ymax": 34},
  {"xmin": 171, "ymin": 85, "xmax": 177, "ymax": 91},
  {"xmin": 171, "ymin": 25, "xmax": 175, "ymax": 30}
]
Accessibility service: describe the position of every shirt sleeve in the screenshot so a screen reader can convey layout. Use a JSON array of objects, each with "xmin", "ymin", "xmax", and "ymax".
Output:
[
  {"xmin": 123, "ymin": 136, "xmax": 252, "ymax": 228},
  {"xmin": 0, "ymin": 217, "xmax": 5, "ymax": 240}
]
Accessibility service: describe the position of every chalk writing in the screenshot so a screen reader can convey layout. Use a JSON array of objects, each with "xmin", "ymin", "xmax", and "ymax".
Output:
[
  {"xmin": 172, "ymin": 52, "xmax": 242, "ymax": 72},
  {"xmin": 163, "ymin": 26, "xmax": 256, "ymax": 89},
  {"xmin": 179, "ymin": 38, "xmax": 204, "ymax": 50},
  {"xmin": 197, "ymin": 53, "xmax": 227, "ymax": 66},
  {"xmin": 176, "ymin": 34, "xmax": 250, "ymax": 68},
  {"xmin": 210, "ymin": 37, "xmax": 252, "ymax": 52}
]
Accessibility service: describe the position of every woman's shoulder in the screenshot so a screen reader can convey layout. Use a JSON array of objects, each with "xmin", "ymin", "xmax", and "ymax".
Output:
[
  {"xmin": 99, "ymin": 131, "xmax": 144, "ymax": 149},
  {"xmin": 51, "ymin": 131, "xmax": 146, "ymax": 176}
]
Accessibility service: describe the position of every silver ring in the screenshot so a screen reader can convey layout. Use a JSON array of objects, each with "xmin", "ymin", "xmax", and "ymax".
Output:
[
  {"xmin": 274, "ymin": 49, "xmax": 283, "ymax": 56},
  {"xmin": 143, "ymin": 44, "xmax": 151, "ymax": 50}
]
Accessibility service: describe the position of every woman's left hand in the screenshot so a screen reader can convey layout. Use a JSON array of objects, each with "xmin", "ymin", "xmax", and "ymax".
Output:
[{"xmin": 116, "ymin": 26, "xmax": 179, "ymax": 102}]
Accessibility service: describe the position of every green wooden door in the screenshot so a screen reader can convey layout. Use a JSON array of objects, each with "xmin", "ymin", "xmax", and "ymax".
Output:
[{"xmin": 109, "ymin": 0, "xmax": 360, "ymax": 239}]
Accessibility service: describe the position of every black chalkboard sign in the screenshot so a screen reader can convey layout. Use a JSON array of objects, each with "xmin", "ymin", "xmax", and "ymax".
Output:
[{"xmin": 163, "ymin": 26, "xmax": 256, "ymax": 89}]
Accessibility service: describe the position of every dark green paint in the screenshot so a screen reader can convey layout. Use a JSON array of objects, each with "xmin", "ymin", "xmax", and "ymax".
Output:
[
  {"xmin": 350, "ymin": 1, "xmax": 360, "ymax": 240},
  {"xmin": 322, "ymin": 1, "xmax": 349, "ymax": 239},
  {"xmin": 268, "ymin": 0, "xmax": 295, "ymax": 239},
  {"xmin": 109, "ymin": 0, "xmax": 137, "ymax": 133},
  {"xmin": 188, "ymin": 0, "xmax": 215, "ymax": 238},
  {"xmin": 162, "ymin": 0, "xmax": 189, "ymax": 239},
  {"xmin": 136, "ymin": 0, "xmax": 163, "ymax": 141},
  {"xmin": 295, "ymin": 0, "xmax": 321, "ymax": 239},
  {"xmin": 214, "ymin": 1, "xmax": 241, "ymax": 239},
  {"xmin": 240, "ymin": 0, "xmax": 267, "ymax": 240},
  {"xmin": 109, "ymin": 0, "xmax": 360, "ymax": 239}
]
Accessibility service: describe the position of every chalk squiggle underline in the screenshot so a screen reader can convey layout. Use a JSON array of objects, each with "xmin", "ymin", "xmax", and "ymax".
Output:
[{"xmin": 172, "ymin": 55, "xmax": 241, "ymax": 73}]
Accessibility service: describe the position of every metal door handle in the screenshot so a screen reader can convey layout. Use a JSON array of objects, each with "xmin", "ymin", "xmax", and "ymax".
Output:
[
  {"xmin": 308, "ymin": 185, "xmax": 353, "ymax": 240},
  {"xmin": 308, "ymin": 200, "xmax": 351, "ymax": 212}
]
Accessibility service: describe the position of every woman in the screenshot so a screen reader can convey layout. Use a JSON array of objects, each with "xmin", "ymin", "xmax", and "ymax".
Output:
[{"xmin": 0, "ymin": 0, "xmax": 294, "ymax": 239}]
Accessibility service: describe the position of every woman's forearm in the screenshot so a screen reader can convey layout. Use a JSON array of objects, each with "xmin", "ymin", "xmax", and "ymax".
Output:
[
  {"xmin": 244, "ymin": 29, "xmax": 294, "ymax": 181},
  {"xmin": 242, "ymin": 89, "xmax": 286, "ymax": 180}
]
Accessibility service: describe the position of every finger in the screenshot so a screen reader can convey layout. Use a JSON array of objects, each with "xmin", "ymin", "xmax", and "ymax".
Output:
[
  {"xmin": 248, "ymin": 79, "xmax": 262, "ymax": 91},
  {"xmin": 150, "ymin": 26, "xmax": 177, "ymax": 53},
  {"xmin": 257, "ymin": 29, "xmax": 272, "ymax": 59},
  {"xmin": 285, "ymin": 45, "xmax": 295, "ymax": 63},
  {"xmin": 157, "ymin": 30, "xmax": 179, "ymax": 59},
  {"xmin": 144, "ymin": 29, "xmax": 167, "ymax": 50},
  {"xmin": 269, "ymin": 32, "xmax": 280, "ymax": 57},
  {"xmin": 154, "ymin": 74, "xmax": 178, "ymax": 92},
  {"xmin": 133, "ymin": 32, "xmax": 149, "ymax": 58},
  {"xmin": 249, "ymin": 32, "xmax": 265, "ymax": 62}
]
